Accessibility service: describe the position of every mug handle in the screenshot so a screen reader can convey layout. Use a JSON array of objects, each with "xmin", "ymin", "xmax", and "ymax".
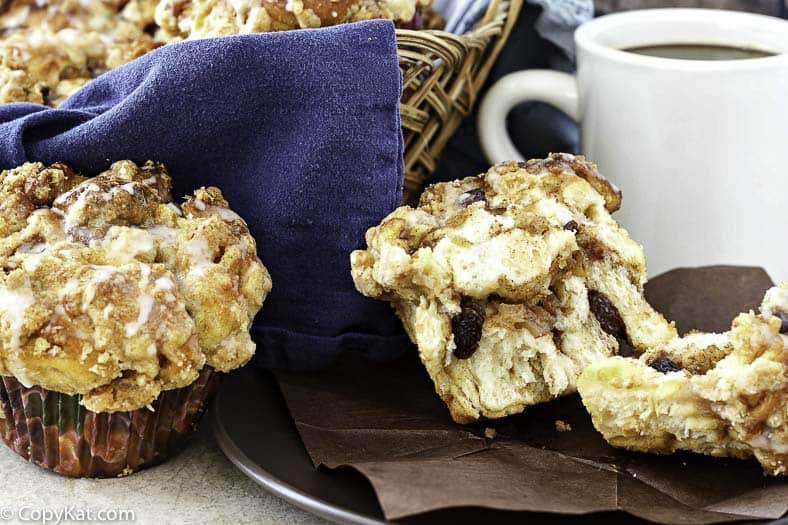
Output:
[{"xmin": 478, "ymin": 70, "xmax": 580, "ymax": 163}]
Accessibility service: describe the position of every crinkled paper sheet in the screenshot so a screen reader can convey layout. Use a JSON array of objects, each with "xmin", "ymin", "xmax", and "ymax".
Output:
[{"xmin": 275, "ymin": 266, "xmax": 787, "ymax": 523}]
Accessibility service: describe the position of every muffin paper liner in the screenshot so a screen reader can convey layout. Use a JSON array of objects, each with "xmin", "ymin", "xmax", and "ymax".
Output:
[{"xmin": 0, "ymin": 368, "xmax": 220, "ymax": 478}]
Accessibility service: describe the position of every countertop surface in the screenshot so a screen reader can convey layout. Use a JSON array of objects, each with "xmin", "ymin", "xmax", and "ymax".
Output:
[{"xmin": 0, "ymin": 421, "xmax": 329, "ymax": 525}]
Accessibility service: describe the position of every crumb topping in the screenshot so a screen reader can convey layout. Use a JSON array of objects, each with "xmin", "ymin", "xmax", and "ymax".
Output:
[
  {"xmin": 155, "ymin": 0, "xmax": 430, "ymax": 40},
  {"xmin": 0, "ymin": 0, "xmax": 161, "ymax": 106},
  {"xmin": 0, "ymin": 0, "xmax": 433, "ymax": 106},
  {"xmin": 0, "ymin": 160, "xmax": 271, "ymax": 413}
]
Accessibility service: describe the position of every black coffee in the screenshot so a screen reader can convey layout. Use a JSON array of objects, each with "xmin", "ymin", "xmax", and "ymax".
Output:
[{"xmin": 624, "ymin": 43, "xmax": 775, "ymax": 60}]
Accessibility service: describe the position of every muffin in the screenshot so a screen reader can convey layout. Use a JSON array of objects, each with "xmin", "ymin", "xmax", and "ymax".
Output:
[
  {"xmin": 154, "ymin": 0, "xmax": 435, "ymax": 41},
  {"xmin": 578, "ymin": 284, "xmax": 787, "ymax": 476},
  {"xmin": 0, "ymin": 0, "xmax": 440, "ymax": 106},
  {"xmin": 351, "ymin": 154, "xmax": 676, "ymax": 423},
  {"xmin": 0, "ymin": 0, "xmax": 160, "ymax": 106},
  {"xmin": 0, "ymin": 28, "xmax": 159, "ymax": 106},
  {"xmin": 0, "ymin": 159, "xmax": 271, "ymax": 477}
]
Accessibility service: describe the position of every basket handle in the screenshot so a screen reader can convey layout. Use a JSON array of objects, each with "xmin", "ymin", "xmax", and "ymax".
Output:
[{"xmin": 477, "ymin": 70, "xmax": 578, "ymax": 163}]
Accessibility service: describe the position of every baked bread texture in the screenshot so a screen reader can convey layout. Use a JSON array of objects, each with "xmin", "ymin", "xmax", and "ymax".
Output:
[
  {"xmin": 0, "ymin": 0, "xmax": 159, "ymax": 106},
  {"xmin": 351, "ymin": 154, "xmax": 677, "ymax": 423},
  {"xmin": 155, "ymin": 0, "xmax": 432, "ymax": 40},
  {"xmin": 578, "ymin": 284, "xmax": 787, "ymax": 476},
  {"xmin": 0, "ymin": 160, "xmax": 271, "ymax": 412},
  {"xmin": 0, "ymin": 28, "xmax": 158, "ymax": 106},
  {"xmin": 0, "ymin": 0, "xmax": 437, "ymax": 106}
]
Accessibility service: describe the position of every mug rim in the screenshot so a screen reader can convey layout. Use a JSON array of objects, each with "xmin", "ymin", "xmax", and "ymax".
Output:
[{"xmin": 575, "ymin": 8, "xmax": 788, "ymax": 70}]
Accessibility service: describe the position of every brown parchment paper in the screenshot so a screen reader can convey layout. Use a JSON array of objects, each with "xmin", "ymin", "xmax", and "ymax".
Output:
[{"xmin": 274, "ymin": 266, "xmax": 788, "ymax": 523}]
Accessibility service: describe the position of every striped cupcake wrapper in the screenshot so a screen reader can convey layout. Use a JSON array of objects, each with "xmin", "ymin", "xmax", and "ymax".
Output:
[{"xmin": 0, "ymin": 368, "xmax": 220, "ymax": 478}]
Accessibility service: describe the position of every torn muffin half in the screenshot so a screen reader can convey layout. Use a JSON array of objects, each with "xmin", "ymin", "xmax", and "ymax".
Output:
[
  {"xmin": 578, "ymin": 284, "xmax": 787, "ymax": 476},
  {"xmin": 350, "ymin": 154, "xmax": 676, "ymax": 424}
]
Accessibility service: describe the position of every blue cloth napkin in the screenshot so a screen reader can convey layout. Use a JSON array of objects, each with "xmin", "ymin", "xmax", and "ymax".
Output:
[{"xmin": 0, "ymin": 20, "xmax": 410, "ymax": 369}]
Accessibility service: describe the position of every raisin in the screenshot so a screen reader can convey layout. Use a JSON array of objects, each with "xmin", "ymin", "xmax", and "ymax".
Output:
[
  {"xmin": 617, "ymin": 339, "xmax": 637, "ymax": 358},
  {"xmin": 777, "ymin": 312, "xmax": 788, "ymax": 334},
  {"xmin": 563, "ymin": 220, "xmax": 579, "ymax": 232},
  {"xmin": 459, "ymin": 188, "xmax": 485, "ymax": 206},
  {"xmin": 40, "ymin": 85, "xmax": 51, "ymax": 106},
  {"xmin": 588, "ymin": 290, "xmax": 628, "ymax": 340},
  {"xmin": 552, "ymin": 329, "xmax": 563, "ymax": 349},
  {"xmin": 649, "ymin": 356, "xmax": 682, "ymax": 374},
  {"xmin": 452, "ymin": 298, "xmax": 486, "ymax": 359}
]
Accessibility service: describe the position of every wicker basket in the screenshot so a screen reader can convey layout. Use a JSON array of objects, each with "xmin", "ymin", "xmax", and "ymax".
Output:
[{"xmin": 396, "ymin": 0, "xmax": 523, "ymax": 201}]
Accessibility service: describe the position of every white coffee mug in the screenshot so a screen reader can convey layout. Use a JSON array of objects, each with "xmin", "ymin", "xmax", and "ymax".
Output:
[{"xmin": 478, "ymin": 9, "xmax": 788, "ymax": 279}]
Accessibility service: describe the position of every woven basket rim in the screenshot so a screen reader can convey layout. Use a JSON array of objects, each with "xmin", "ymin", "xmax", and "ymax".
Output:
[
  {"xmin": 395, "ymin": 0, "xmax": 524, "ymax": 201},
  {"xmin": 395, "ymin": 0, "xmax": 519, "ymax": 41}
]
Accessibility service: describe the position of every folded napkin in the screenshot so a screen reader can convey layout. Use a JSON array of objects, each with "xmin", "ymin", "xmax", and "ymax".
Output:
[
  {"xmin": 0, "ymin": 21, "xmax": 410, "ymax": 369},
  {"xmin": 434, "ymin": 0, "xmax": 490, "ymax": 33},
  {"xmin": 433, "ymin": 0, "xmax": 592, "ymax": 61},
  {"xmin": 527, "ymin": 0, "xmax": 592, "ymax": 60}
]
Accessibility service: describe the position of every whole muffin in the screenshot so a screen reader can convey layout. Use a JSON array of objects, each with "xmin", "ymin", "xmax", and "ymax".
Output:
[{"xmin": 0, "ymin": 159, "xmax": 271, "ymax": 477}]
